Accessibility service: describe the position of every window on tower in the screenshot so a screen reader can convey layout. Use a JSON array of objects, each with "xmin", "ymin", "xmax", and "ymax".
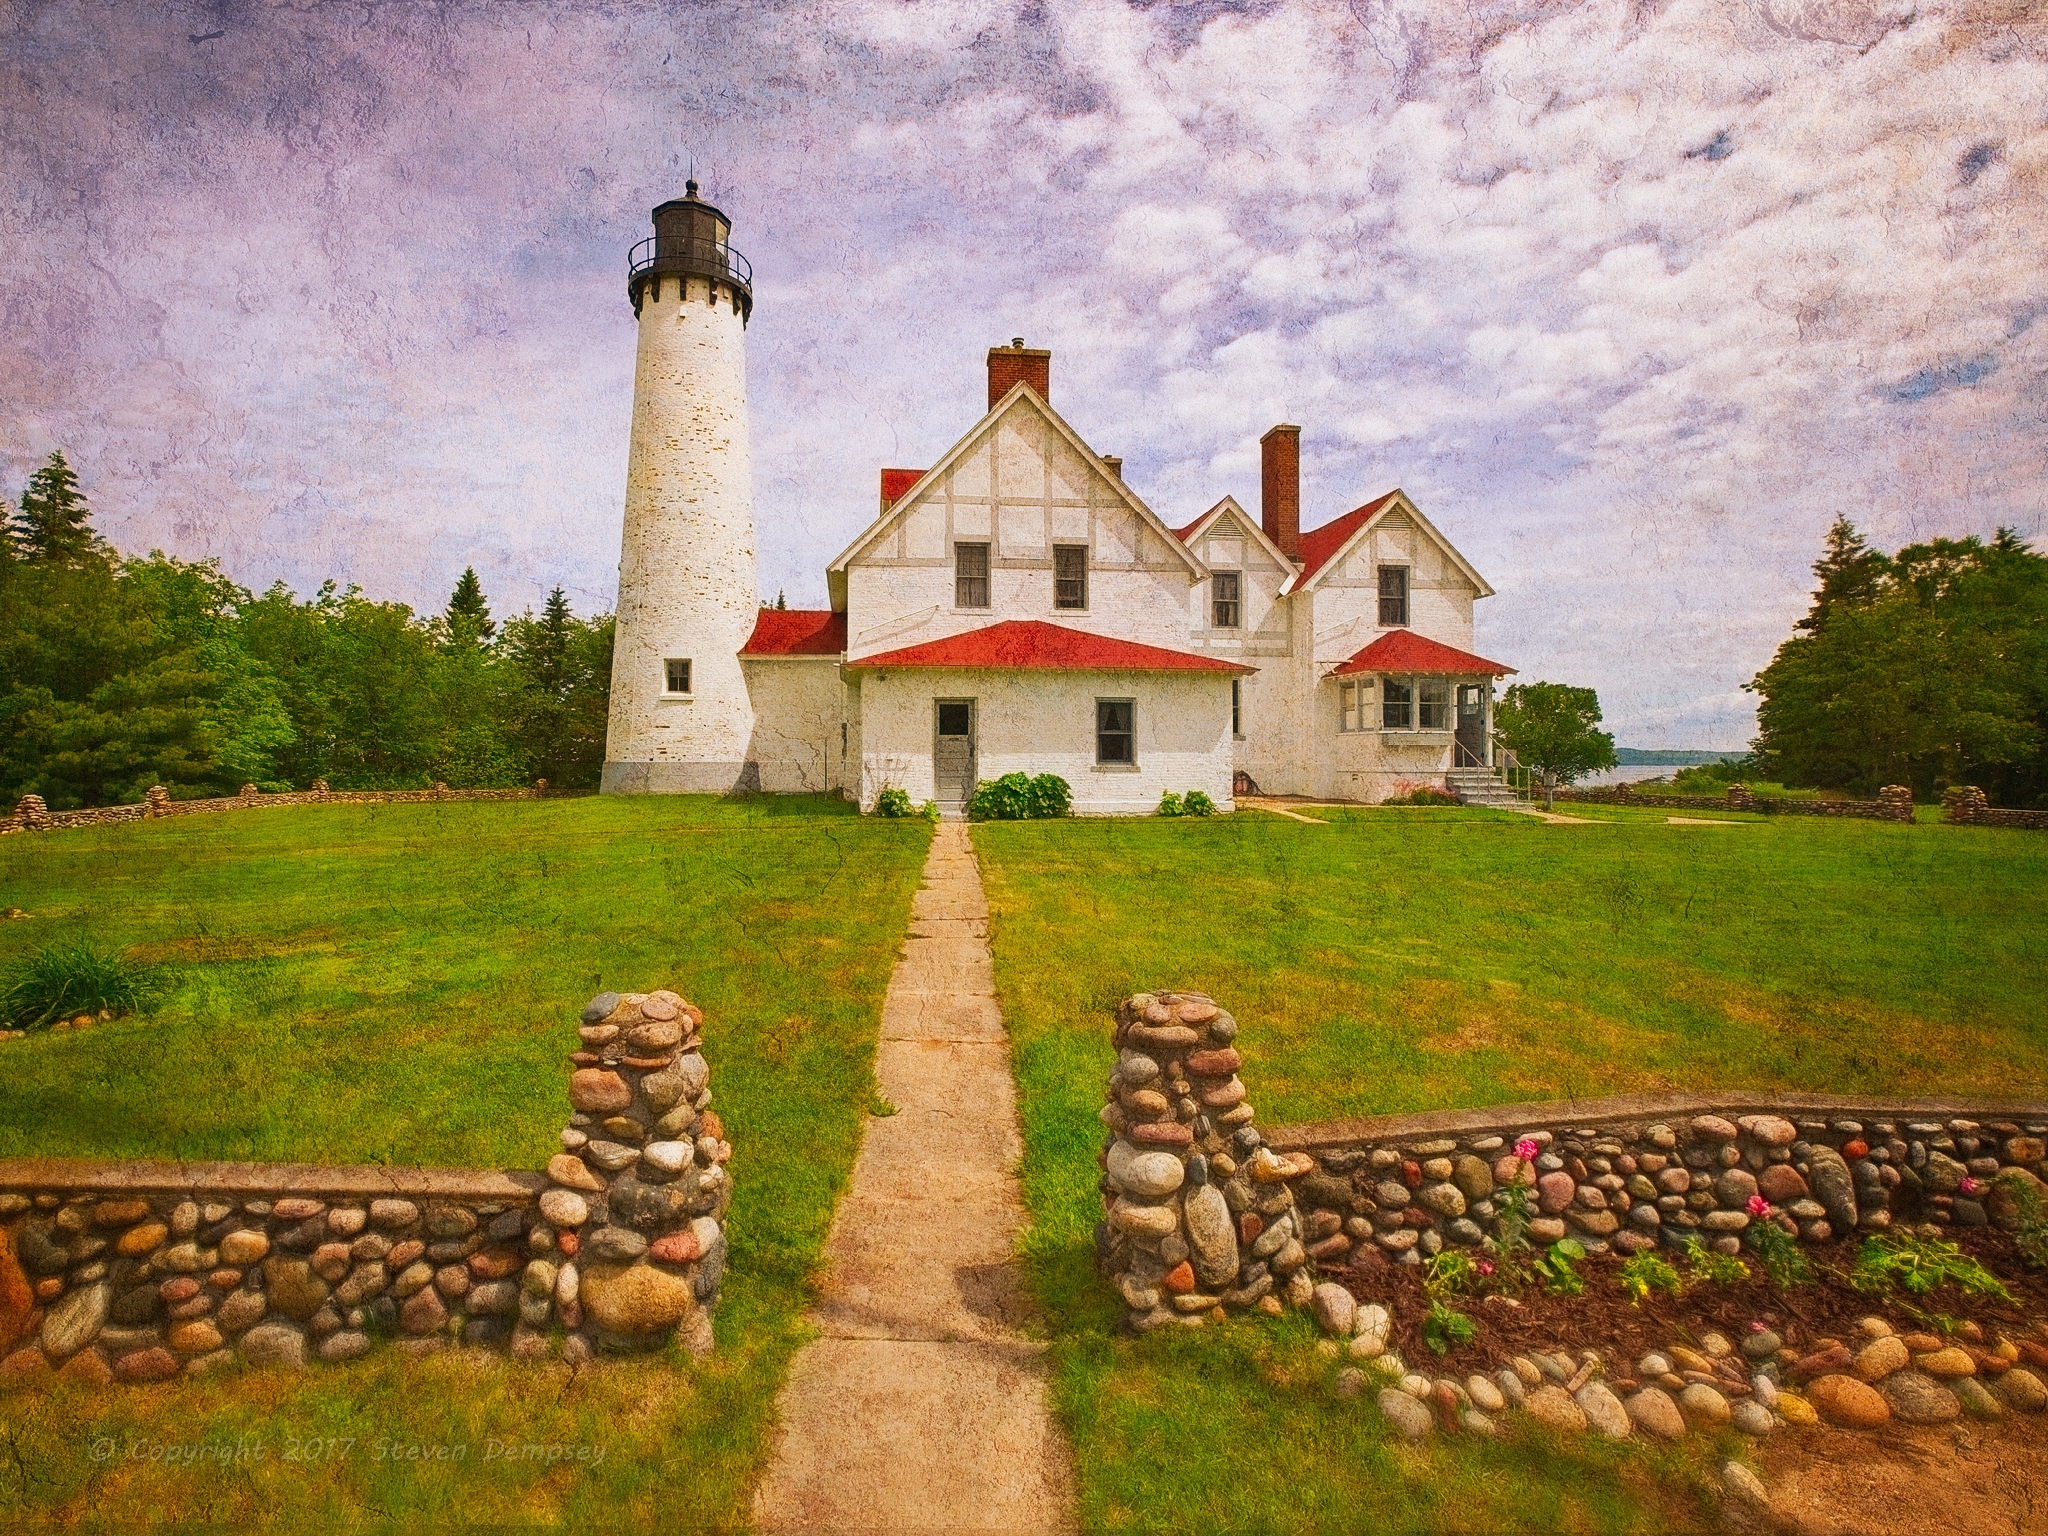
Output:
[{"xmin": 664, "ymin": 659, "xmax": 693, "ymax": 696}]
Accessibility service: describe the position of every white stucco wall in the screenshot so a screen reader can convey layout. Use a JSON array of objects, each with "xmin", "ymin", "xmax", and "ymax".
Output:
[
  {"xmin": 855, "ymin": 668, "xmax": 1236, "ymax": 815},
  {"xmin": 742, "ymin": 658, "xmax": 849, "ymax": 795},
  {"xmin": 842, "ymin": 406, "xmax": 1201, "ymax": 661},
  {"xmin": 604, "ymin": 272, "xmax": 759, "ymax": 794}
]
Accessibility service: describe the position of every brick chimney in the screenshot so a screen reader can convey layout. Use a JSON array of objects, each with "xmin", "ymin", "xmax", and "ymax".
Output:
[
  {"xmin": 988, "ymin": 338, "xmax": 1051, "ymax": 409},
  {"xmin": 1100, "ymin": 456, "xmax": 1122, "ymax": 481},
  {"xmin": 1260, "ymin": 424, "xmax": 1301, "ymax": 559}
]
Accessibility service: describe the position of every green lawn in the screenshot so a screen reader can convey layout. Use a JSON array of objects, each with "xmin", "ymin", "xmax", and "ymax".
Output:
[
  {"xmin": 974, "ymin": 807, "xmax": 2048, "ymax": 1534},
  {"xmin": 0, "ymin": 796, "xmax": 929, "ymax": 1529}
]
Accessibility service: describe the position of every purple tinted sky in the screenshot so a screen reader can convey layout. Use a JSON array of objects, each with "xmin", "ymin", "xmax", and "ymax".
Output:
[{"xmin": 4, "ymin": 0, "xmax": 2044, "ymax": 746}]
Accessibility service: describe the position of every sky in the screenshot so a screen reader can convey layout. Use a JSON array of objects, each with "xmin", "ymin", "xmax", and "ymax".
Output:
[{"xmin": 4, "ymin": 0, "xmax": 2044, "ymax": 748}]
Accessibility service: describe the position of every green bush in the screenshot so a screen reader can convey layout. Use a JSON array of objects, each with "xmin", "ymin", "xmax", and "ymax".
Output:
[
  {"xmin": 1183, "ymin": 789, "xmax": 1216, "ymax": 817},
  {"xmin": 1157, "ymin": 791, "xmax": 1184, "ymax": 818},
  {"xmin": 1024, "ymin": 773, "xmax": 1072, "ymax": 818},
  {"xmin": 0, "ymin": 940, "xmax": 152, "ymax": 1031},
  {"xmin": 874, "ymin": 786, "xmax": 915, "ymax": 817},
  {"xmin": 1848, "ymin": 1231, "xmax": 2013, "ymax": 1300},
  {"xmin": 1618, "ymin": 1251, "xmax": 1683, "ymax": 1304},
  {"xmin": 970, "ymin": 773, "xmax": 1071, "ymax": 821}
]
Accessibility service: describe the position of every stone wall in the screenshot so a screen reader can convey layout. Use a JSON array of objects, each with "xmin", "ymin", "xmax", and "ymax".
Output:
[
  {"xmin": 0, "ymin": 988, "xmax": 731, "ymax": 1383},
  {"xmin": 1094, "ymin": 989, "xmax": 2048, "ymax": 1327},
  {"xmin": 1553, "ymin": 783, "xmax": 1915, "ymax": 821},
  {"xmin": 1944, "ymin": 786, "xmax": 2048, "ymax": 831},
  {"xmin": 3, "ymin": 780, "xmax": 570, "ymax": 835}
]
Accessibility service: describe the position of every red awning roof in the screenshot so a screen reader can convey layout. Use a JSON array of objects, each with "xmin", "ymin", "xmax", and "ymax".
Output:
[
  {"xmin": 1330, "ymin": 629, "xmax": 1515, "ymax": 677},
  {"xmin": 740, "ymin": 609, "xmax": 848, "ymax": 657},
  {"xmin": 846, "ymin": 620, "xmax": 1254, "ymax": 674},
  {"xmin": 1293, "ymin": 492, "xmax": 1398, "ymax": 586},
  {"xmin": 879, "ymin": 467, "xmax": 927, "ymax": 507}
]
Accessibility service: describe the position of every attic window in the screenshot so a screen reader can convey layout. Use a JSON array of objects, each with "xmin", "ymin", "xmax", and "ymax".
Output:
[
  {"xmin": 1212, "ymin": 572, "xmax": 1241, "ymax": 629},
  {"xmin": 1054, "ymin": 545, "xmax": 1088, "ymax": 610},
  {"xmin": 1378, "ymin": 567, "xmax": 1409, "ymax": 627},
  {"xmin": 955, "ymin": 543, "xmax": 990, "ymax": 609}
]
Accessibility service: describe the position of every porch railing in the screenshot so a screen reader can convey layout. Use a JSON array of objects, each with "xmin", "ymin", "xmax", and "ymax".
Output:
[{"xmin": 1451, "ymin": 737, "xmax": 1533, "ymax": 803}]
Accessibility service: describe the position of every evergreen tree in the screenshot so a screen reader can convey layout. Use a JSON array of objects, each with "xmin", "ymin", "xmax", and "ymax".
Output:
[
  {"xmin": 12, "ymin": 451, "xmax": 108, "ymax": 565},
  {"xmin": 445, "ymin": 566, "xmax": 496, "ymax": 644},
  {"xmin": 1793, "ymin": 516, "xmax": 1887, "ymax": 633}
]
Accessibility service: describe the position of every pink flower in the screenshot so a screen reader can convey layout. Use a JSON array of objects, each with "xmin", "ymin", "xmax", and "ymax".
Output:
[
  {"xmin": 1958, "ymin": 1176, "xmax": 1981, "ymax": 1196},
  {"xmin": 1746, "ymin": 1195, "xmax": 1771, "ymax": 1217},
  {"xmin": 1749, "ymin": 1320, "xmax": 1768, "ymax": 1333},
  {"xmin": 1477, "ymin": 1260, "xmax": 1495, "ymax": 1276},
  {"xmin": 1515, "ymin": 1139, "xmax": 1539, "ymax": 1161}
]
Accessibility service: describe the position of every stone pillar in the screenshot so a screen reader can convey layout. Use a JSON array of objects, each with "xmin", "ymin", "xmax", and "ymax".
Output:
[
  {"xmin": 238, "ymin": 784, "xmax": 259, "ymax": 801},
  {"xmin": 431, "ymin": 782, "xmax": 449, "ymax": 799},
  {"xmin": 1096, "ymin": 991, "xmax": 1313, "ymax": 1332},
  {"xmin": 144, "ymin": 785, "xmax": 170, "ymax": 818},
  {"xmin": 1725, "ymin": 784, "xmax": 1756, "ymax": 812},
  {"xmin": 544, "ymin": 989, "xmax": 731, "ymax": 1358},
  {"xmin": 14, "ymin": 795, "xmax": 50, "ymax": 831},
  {"xmin": 312, "ymin": 779, "xmax": 331, "ymax": 800},
  {"xmin": 533, "ymin": 779, "xmax": 549, "ymax": 796},
  {"xmin": 1877, "ymin": 785, "xmax": 1914, "ymax": 823},
  {"xmin": 1943, "ymin": 785, "xmax": 1986, "ymax": 824}
]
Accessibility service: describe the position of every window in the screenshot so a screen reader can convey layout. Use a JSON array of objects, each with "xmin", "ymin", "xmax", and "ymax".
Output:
[
  {"xmin": 1231, "ymin": 679, "xmax": 1242, "ymax": 736},
  {"xmin": 1382, "ymin": 678, "xmax": 1413, "ymax": 729},
  {"xmin": 664, "ymin": 658, "xmax": 693, "ymax": 695},
  {"xmin": 937, "ymin": 701, "xmax": 971, "ymax": 736},
  {"xmin": 1419, "ymin": 679, "xmax": 1450, "ymax": 730},
  {"xmin": 955, "ymin": 543, "xmax": 990, "ymax": 608},
  {"xmin": 1212, "ymin": 572, "xmax": 1241, "ymax": 628},
  {"xmin": 1378, "ymin": 566, "xmax": 1409, "ymax": 627},
  {"xmin": 1096, "ymin": 699, "xmax": 1134, "ymax": 764},
  {"xmin": 1053, "ymin": 544, "xmax": 1088, "ymax": 609},
  {"xmin": 1458, "ymin": 684, "xmax": 1484, "ymax": 718},
  {"xmin": 1340, "ymin": 679, "xmax": 1373, "ymax": 732}
]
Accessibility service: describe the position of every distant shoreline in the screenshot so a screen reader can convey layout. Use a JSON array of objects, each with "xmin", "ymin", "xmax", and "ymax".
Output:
[{"xmin": 1612, "ymin": 748, "xmax": 1744, "ymax": 765}]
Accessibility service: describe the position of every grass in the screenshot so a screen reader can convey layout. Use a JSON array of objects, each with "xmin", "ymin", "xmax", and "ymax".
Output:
[
  {"xmin": 973, "ymin": 807, "xmax": 2048, "ymax": 1533},
  {"xmin": 0, "ymin": 795, "xmax": 929, "ymax": 1530}
]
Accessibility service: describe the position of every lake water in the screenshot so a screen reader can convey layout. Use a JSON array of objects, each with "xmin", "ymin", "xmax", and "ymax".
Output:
[{"xmin": 1577, "ymin": 764, "xmax": 1706, "ymax": 787}]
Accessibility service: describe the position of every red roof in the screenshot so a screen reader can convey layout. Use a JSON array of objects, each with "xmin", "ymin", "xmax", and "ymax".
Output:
[
  {"xmin": 1293, "ymin": 492, "xmax": 1398, "ymax": 586},
  {"xmin": 880, "ymin": 468, "xmax": 927, "ymax": 507},
  {"xmin": 1171, "ymin": 513, "xmax": 1207, "ymax": 542},
  {"xmin": 740, "ymin": 609, "xmax": 848, "ymax": 657},
  {"xmin": 1330, "ymin": 629, "xmax": 1515, "ymax": 677},
  {"xmin": 845, "ymin": 620, "xmax": 1254, "ymax": 674}
]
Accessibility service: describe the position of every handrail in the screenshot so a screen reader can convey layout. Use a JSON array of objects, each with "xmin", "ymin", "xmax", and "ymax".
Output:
[{"xmin": 627, "ymin": 235, "xmax": 753, "ymax": 290}]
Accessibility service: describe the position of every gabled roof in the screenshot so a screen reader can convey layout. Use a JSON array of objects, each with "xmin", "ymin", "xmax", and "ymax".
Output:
[
  {"xmin": 740, "ymin": 609, "xmax": 848, "ymax": 657},
  {"xmin": 826, "ymin": 382, "xmax": 1209, "ymax": 609},
  {"xmin": 1329, "ymin": 629, "xmax": 1515, "ymax": 677},
  {"xmin": 843, "ymin": 620, "xmax": 1254, "ymax": 674},
  {"xmin": 1288, "ymin": 489, "xmax": 1495, "ymax": 600},
  {"xmin": 1171, "ymin": 495, "xmax": 1298, "ymax": 572}
]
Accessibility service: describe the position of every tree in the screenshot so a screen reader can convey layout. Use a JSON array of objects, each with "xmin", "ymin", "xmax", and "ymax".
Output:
[
  {"xmin": 12, "ymin": 451, "xmax": 108, "ymax": 565},
  {"xmin": 1494, "ymin": 681, "xmax": 1618, "ymax": 809},
  {"xmin": 1795, "ymin": 516, "xmax": 1888, "ymax": 634},
  {"xmin": 502, "ymin": 588, "xmax": 614, "ymax": 789},
  {"xmin": 444, "ymin": 566, "xmax": 496, "ymax": 645}
]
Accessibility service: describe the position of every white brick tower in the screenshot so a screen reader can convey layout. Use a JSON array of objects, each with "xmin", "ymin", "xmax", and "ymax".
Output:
[{"xmin": 601, "ymin": 182, "xmax": 760, "ymax": 794}]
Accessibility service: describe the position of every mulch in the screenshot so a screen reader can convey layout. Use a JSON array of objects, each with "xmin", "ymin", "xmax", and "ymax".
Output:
[{"xmin": 1330, "ymin": 1229, "xmax": 2048, "ymax": 1375}]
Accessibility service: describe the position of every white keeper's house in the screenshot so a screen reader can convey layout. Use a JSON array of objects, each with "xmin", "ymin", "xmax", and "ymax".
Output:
[{"xmin": 602, "ymin": 185, "xmax": 1518, "ymax": 815}]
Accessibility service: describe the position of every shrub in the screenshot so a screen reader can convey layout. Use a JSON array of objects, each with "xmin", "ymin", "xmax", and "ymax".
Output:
[
  {"xmin": 1024, "ymin": 773, "xmax": 1072, "ymax": 818},
  {"xmin": 919, "ymin": 800, "xmax": 941, "ymax": 825},
  {"xmin": 1745, "ymin": 1216, "xmax": 1815, "ymax": 1288},
  {"xmin": 1157, "ymin": 791, "xmax": 1184, "ymax": 818},
  {"xmin": 1618, "ymin": 1252, "xmax": 1683, "ymax": 1304},
  {"xmin": 0, "ymin": 940, "xmax": 151, "ymax": 1031},
  {"xmin": 970, "ymin": 773, "xmax": 1071, "ymax": 821},
  {"xmin": 1849, "ymin": 1231, "xmax": 2013, "ymax": 1301},
  {"xmin": 1382, "ymin": 780, "xmax": 1458, "ymax": 806},
  {"xmin": 2000, "ymin": 1171, "xmax": 2048, "ymax": 1269},
  {"xmin": 1532, "ymin": 1238, "xmax": 1586, "ymax": 1296},
  {"xmin": 1182, "ymin": 789, "xmax": 1215, "ymax": 817},
  {"xmin": 1422, "ymin": 1251, "xmax": 1481, "ymax": 1354},
  {"xmin": 874, "ymin": 787, "xmax": 915, "ymax": 818},
  {"xmin": 1681, "ymin": 1235, "xmax": 1751, "ymax": 1285}
]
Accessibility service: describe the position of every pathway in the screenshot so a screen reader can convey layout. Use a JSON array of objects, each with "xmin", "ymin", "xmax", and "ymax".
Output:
[{"xmin": 753, "ymin": 821, "xmax": 1076, "ymax": 1535}]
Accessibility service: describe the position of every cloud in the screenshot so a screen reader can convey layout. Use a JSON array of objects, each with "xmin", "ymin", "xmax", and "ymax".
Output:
[{"xmin": 2, "ymin": 0, "xmax": 2045, "ymax": 749}]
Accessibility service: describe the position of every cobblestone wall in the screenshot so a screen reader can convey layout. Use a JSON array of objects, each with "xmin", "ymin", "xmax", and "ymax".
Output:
[
  {"xmin": 0, "ymin": 988, "xmax": 730, "ymax": 1383},
  {"xmin": 3, "ymin": 780, "xmax": 571, "ymax": 836},
  {"xmin": 1944, "ymin": 786, "xmax": 2048, "ymax": 830},
  {"xmin": 1094, "ymin": 990, "xmax": 2048, "ymax": 1327}
]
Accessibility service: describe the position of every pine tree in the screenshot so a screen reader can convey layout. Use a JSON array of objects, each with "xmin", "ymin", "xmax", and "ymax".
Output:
[
  {"xmin": 445, "ymin": 566, "xmax": 496, "ymax": 644},
  {"xmin": 1794, "ymin": 516, "xmax": 1886, "ymax": 633},
  {"xmin": 12, "ymin": 451, "xmax": 108, "ymax": 565},
  {"xmin": 776, "ymin": 589, "xmax": 787, "ymax": 610}
]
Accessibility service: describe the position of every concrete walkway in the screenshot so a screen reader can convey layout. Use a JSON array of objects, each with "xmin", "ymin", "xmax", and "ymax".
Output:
[{"xmin": 753, "ymin": 822, "xmax": 1076, "ymax": 1535}]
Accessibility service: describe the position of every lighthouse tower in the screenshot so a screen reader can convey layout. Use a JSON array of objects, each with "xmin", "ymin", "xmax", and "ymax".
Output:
[{"xmin": 601, "ymin": 183, "xmax": 760, "ymax": 794}]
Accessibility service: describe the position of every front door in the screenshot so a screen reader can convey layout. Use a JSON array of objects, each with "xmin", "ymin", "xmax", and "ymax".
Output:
[
  {"xmin": 1455, "ymin": 683, "xmax": 1487, "ymax": 766},
  {"xmin": 934, "ymin": 699, "xmax": 976, "ymax": 810}
]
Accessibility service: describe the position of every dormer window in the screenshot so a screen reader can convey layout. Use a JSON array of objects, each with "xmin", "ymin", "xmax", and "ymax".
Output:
[
  {"xmin": 1212, "ymin": 572, "xmax": 1241, "ymax": 628},
  {"xmin": 1378, "ymin": 566, "xmax": 1409, "ymax": 627}
]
